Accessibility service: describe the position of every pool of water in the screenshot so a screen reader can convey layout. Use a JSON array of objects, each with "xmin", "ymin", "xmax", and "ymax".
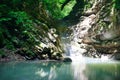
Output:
[{"xmin": 0, "ymin": 60, "xmax": 120, "ymax": 80}]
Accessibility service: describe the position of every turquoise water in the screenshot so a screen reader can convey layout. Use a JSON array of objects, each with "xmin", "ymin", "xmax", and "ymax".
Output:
[{"xmin": 0, "ymin": 60, "xmax": 120, "ymax": 80}]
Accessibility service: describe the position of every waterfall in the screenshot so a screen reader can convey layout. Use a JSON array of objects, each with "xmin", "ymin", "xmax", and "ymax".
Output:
[
  {"xmin": 62, "ymin": 36, "xmax": 85, "ymax": 62},
  {"xmin": 60, "ymin": 15, "xmax": 112, "ymax": 80},
  {"xmin": 61, "ymin": 14, "xmax": 96, "ymax": 62}
]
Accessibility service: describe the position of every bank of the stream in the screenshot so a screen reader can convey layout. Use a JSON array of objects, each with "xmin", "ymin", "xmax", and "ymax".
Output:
[
  {"xmin": 0, "ymin": 0, "xmax": 65, "ymax": 61},
  {"xmin": 0, "ymin": 0, "xmax": 120, "ymax": 61}
]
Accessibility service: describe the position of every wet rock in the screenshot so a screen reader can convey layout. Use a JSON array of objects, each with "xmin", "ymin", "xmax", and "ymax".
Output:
[
  {"xmin": 97, "ymin": 29, "xmax": 120, "ymax": 41},
  {"xmin": 63, "ymin": 57, "xmax": 72, "ymax": 62},
  {"xmin": 110, "ymin": 53, "xmax": 120, "ymax": 60}
]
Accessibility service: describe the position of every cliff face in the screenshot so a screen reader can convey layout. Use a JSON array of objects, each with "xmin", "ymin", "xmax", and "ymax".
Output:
[
  {"xmin": 84, "ymin": 0, "xmax": 120, "ymax": 58},
  {"xmin": 65, "ymin": 0, "xmax": 120, "ymax": 58}
]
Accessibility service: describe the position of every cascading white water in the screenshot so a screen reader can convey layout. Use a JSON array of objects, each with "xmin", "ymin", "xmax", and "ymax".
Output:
[
  {"xmin": 62, "ymin": 14, "xmax": 96, "ymax": 61},
  {"xmin": 62, "ymin": 36, "xmax": 87, "ymax": 80},
  {"xmin": 61, "ymin": 12, "xmax": 112, "ymax": 80},
  {"xmin": 62, "ymin": 32, "xmax": 86, "ymax": 80},
  {"xmin": 62, "ymin": 36, "xmax": 86, "ymax": 62}
]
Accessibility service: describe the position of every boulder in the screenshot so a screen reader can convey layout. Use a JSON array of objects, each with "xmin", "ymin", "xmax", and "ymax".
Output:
[
  {"xmin": 110, "ymin": 53, "xmax": 120, "ymax": 60},
  {"xmin": 63, "ymin": 57, "xmax": 72, "ymax": 62}
]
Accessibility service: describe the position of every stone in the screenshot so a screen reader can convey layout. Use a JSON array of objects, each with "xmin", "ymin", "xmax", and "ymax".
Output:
[
  {"xmin": 110, "ymin": 53, "xmax": 120, "ymax": 60},
  {"xmin": 63, "ymin": 57, "xmax": 72, "ymax": 62}
]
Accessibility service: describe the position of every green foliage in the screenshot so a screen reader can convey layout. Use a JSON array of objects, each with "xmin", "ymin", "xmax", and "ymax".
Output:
[
  {"xmin": 84, "ymin": 0, "xmax": 92, "ymax": 11},
  {"xmin": 114, "ymin": 0, "xmax": 120, "ymax": 9},
  {"xmin": 0, "ymin": 49, "xmax": 5, "ymax": 57},
  {"xmin": 0, "ymin": 0, "xmax": 63, "ymax": 60},
  {"xmin": 112, "ymin": 0, "xmax": 120, "ymax": 10},
  {"xmin": 0, "ymin": 1, "xmax": 34, "ymax": 50},
  {"xmin": 0, "ymin": 32, "xmax": 4, "ymax": 48},
  {"xmin": 8, "ymin": 11, "xmax": 32, "ymax": 27},
  {"xmin": 6, "ymin": 42, "xmax": 15, "ymax": 50},
  {"xmin": 43, "ymin": 0, "xmax": 76, "ymax": 19}
]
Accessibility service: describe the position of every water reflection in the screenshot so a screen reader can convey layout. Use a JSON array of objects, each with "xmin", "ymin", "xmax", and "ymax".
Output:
[
  {"xmin": 86, "ymin": 63, "xmax": 120, "ymax": 80},
  {"xmin": 0, "ymin": 61, "xmax": 120, "ymax": 80},
  {"xmin": 71, "ymin": 62, "xmax": 87, "ymax": 80}
]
